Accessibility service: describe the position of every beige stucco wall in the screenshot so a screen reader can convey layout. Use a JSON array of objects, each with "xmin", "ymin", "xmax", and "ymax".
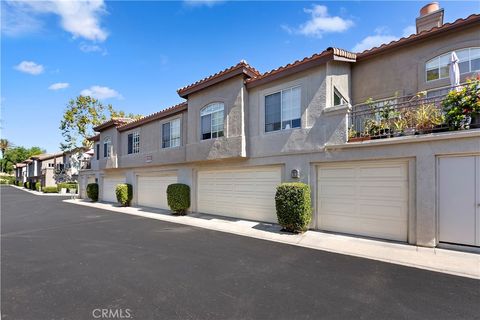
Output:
[
  {"xmin": 351, "ymin": 24, "xmax": 480, "ymax": 104},
  {"xmin": 99, "ymin": 126, "xmax": 120, "ymax": 169}
]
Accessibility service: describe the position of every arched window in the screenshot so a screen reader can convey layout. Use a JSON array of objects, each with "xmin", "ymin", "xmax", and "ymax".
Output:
[
  {"xmin": 200, "ymin": 102, "xmax": 224, "ymax": 140},
  {"xmin": 103, "ymin": 137, "xmax": 111, "ymax": 158},
  {"xmin": 426, "ymin": 47, "xmax": 480, "ymax": 82}
]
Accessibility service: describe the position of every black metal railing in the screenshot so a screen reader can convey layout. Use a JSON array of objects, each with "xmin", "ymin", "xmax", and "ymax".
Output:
[{"xmin": 348, "ymin": 84, "xmax": 479, "ymax": 142}]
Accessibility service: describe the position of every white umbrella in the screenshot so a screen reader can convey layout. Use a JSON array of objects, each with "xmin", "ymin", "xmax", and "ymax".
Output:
[{"xmin": 449, "ymin": 51, "xmax": 460, "ymax": 91}]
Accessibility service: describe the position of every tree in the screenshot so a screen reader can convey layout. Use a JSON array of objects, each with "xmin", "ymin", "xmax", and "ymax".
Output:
[
  {"xmin": 1, "ymin": 146, "xmax": 45, "ymax": 173},
  {"xmin": 0, "ymin": 139, "xmax": 12, "ymax": 172},
  {"xmin": 59, "ymin": 95, "xmax": 142, "ymax": 151}
]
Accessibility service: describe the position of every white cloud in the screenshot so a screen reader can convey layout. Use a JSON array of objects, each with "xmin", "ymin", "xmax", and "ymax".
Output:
[
  {"xmin": 1, "ymin": 1, "xmax": 43, "ymax": 36},
  {"xmin": 14, "ymin": 61, "xmax": 44, "ymax": 75},
  {"xmin": 284, "ymin": 5, "xmax": 353, "ymax": 38},
  {"xmin": 352, "ymin": 25, "xmax": 416, "ymax": 53},
  {"xmin": 183, "ymin": 0, "xmax": 224, "ymax": 7},
  {"xmin": 79, "ymin": 43, "xmax": 107, "ymax": 55},
  {"xmin": 2, "ymin": 0, "xmax": 108, "ymax": 42},
  {"xmin": 80, "ymin": 86, "xmax": 123, "ymax": 100},
  {"xmin": 48, "ymin": 82, "xmax": 69, "ymax": 90}
]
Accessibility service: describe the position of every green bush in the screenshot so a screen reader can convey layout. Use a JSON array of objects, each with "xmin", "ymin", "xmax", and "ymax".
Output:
[
  {"xmin": 115, "ymin": 183, "xmax": 133, "ymax": 207},
  {"xmin": 0, "ymin": 176, "xmax": 15, "ymax": 184},
  {"xmin": 57, "ymin": 182, "xmax": 78, "ymax": 193},
  {"xmin": 86, "ymin": 183, "xmax": 99, "ymax": 202},
  {"xmin": 35, "ymin": 182, "xmax": 41, "ymax": 191},
  {"xmin": 166, "ymin": 183, "xmax": 190, "ymax": 215},
  {"xmin": 43, "ymin": 186, "xmax": 58, "ymax": 193},
  {"xmin": 25, "ymin": 182, "xmax": 30, "ymax": 189},
  {"xmin": 275, "ymin": 183, "xmax": 312, "ymax": 233}
]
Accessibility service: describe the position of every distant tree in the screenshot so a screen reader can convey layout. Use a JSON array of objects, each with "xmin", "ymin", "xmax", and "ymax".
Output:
[
  {"xmin": 59, "ymin": 95, "xmax": 142, "ymax": 151},
  {"xmin": 1, "ymin": 146, "xmax": 45, "ymax": 173},
  {"xmin": 0, "ymin": 139, "xmax": 12, "ymax": 172}
]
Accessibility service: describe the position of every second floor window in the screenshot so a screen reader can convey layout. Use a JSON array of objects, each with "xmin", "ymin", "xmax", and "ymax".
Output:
[
  {"xmin": 96, "ymin": 144, "xmax": 99, "ymax": 160},
  {"xmin": 265, "ymin": 86, "xmax": 301, "ymax": 132},
  {"xmin": 333, "ymin": 87, "xmax": 347, "ymax": 106},
  {"xmin": 162, "ymin": 118, "xmax": 181, "ymax": 148},
  {"xmin": 201, "ymin": 102, "xmax": 224, "ymax": 140},
  {"xmin": 127, "ymin": 132, "xmax": 140, "ymax": 154},
  {"xmin": 426, "ymin": 47, "xmax": 480, "ymax": 82},
  {"xmin": 103, "ymin": 137, "xmax": 111, "ymax": 158}
]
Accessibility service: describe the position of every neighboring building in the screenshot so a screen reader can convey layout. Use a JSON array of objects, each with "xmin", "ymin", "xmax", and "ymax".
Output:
[
  {"xmin": 14, "ymin": 163, "xmax": 27, "ymax": 184},
  {"xmin": 79, "ymin": 4, "xmax": 480, "ymax": 249}
]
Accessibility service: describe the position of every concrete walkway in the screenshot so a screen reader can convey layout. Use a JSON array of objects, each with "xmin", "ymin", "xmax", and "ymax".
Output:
[
  {"xmin": 64, "ymin": 199, "xmax": 480, "ymax": 279},
  {"xmin": 10, "ymin": 185, "xmax": 72, "ymax": 197}
]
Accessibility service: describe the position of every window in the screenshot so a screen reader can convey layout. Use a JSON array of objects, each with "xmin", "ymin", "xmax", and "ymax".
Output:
[
  {"xmin": 162, "ymin": 118, "xmax": 181, "ymax": 148},
  {"xmin": 201, "ymin": 102, "xmax": 224, "ymax": 140},
  {"xmin": 426, "ymin": 47, "xmax": 480, "ymax": 82},
  {"xmin": 103, "ymin": 137, "xmax": 111, "ymax": 158},
  {"xmin": 265, "ymin": 86, "xmax": 301, "ymax": 132},
  {"xmin": 96, "ymin": 144, "xmax": 99, "ymax": 160},
  {"xmin": 333, "ymin": 88, "xmax": 347, "ymax": 106},
  {"xmin": 127, "ymin": 132, "xmax": 140, "ymax": 154}
]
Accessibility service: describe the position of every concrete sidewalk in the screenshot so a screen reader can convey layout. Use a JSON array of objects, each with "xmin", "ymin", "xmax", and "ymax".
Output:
[
  {"xmin": 10, "ymin": 185, "xmax": 72, "ymax": 197},
  {"xmin": 64, "ymin": 199, "xmax": 480, "ymax": 279}
]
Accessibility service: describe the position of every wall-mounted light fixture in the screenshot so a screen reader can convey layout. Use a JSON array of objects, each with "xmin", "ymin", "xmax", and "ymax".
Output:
[{"xmin": 291, "ymin": 169, "xmax": 300, "ymax": 179}]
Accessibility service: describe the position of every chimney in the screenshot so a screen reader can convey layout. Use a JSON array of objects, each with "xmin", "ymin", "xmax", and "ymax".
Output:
[{"xmin": 416, "ymin": 2, "xmax": 444, "ymax": 33}]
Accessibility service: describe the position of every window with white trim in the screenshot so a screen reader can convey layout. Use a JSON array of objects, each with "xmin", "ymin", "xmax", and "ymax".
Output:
[
  {"xmin": 426, "ymin": 47, "xmax": 480, "ymax": 82},
  {"xmin": 201, "ymin": 102, "xmax": 224, "ymax": 140},
  {"xmin": 103, "ymin": 137, "xmax": 111, "ymax": 158},
  {"xmin": 333, "ymin": 87, "xmax": 347, "ymax": 106},
  {"xmin": 127, "ymin": 132, "xmax": 140, "ymax": 154},
  {"xmin": 162, "ymin": 118, "xmax": 181, "ymax": 148},
  {"xmin": 265, "ymin": 86, "xmax": 301, "ymax": 132}
]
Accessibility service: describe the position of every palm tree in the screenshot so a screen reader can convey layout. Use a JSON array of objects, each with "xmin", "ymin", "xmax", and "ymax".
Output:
[{"xmin": 0, "ymin": 139, "xmax": 11, "ymax": 173}]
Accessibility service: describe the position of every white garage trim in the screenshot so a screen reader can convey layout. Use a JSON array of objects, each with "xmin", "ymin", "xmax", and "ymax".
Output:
[
  {"xmin": 137, "ymin": 173, "xmax": 178, "ymax": 210},
  {"xmin": 102, "ymin": 176, "xmax": 125, "ymax": 203},
  {"xmin": 197, "ymin": 166, "xmax": 281, "ymax": 223},
  {"xmin": 316, "ymin": 160, "xmax": 409, "ymax": 242}
]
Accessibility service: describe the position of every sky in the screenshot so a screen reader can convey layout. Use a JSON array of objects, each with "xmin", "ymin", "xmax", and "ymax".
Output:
[{"xmin": 1, "ymin": 0, "xmax": 478, "ymax": 153}]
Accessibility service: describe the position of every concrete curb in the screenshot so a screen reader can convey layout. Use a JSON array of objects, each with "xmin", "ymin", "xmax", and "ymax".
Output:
[
  {"xmin": 8, "ymin": 185, "xmax": 73, "ymax": 197},
  {"xmin": 64, "ymin": 199, "xmax": 480, "ymax": 279}
]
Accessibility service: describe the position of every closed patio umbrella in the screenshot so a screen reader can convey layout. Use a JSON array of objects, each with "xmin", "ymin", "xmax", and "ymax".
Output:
[{"xmin": 449, "ymin": 51, "xmax": 460, "ymax": 91}]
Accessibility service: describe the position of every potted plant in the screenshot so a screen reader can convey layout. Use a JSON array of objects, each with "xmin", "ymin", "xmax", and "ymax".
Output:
[{"xmin": 414, "ymin": 103, "xmax": 445, "ymax": 134}]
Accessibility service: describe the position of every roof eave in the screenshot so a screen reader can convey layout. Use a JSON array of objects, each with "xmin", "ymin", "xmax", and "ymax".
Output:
[{"xmin": 118, "ymin": 103, "xmax": 188, "ymax": 132}]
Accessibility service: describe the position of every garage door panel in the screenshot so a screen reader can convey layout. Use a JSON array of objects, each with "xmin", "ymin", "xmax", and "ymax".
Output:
[
  {"xmin": 318, "ymin": 161, "xmax": 408, "ymax": 242},
  {"xmin": 197, "ymin": 168, "xmax": 280, "ymax": 223},
  {"xmin": 103, "ymin": 177, "xmax": 125, "ymax": 202},
  {"xmin": 137, "ymin": 175, "xmax": 177, "ymax": 209}
]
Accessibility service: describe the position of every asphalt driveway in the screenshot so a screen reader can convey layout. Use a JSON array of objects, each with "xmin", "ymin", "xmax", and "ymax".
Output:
[{"xmin": 2, "ymin": 186, "xmax": 479, "ymax": 320}]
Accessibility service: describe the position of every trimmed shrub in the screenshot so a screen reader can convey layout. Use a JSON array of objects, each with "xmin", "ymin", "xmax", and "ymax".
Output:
[
  {"xmin": 57, "ymin": 182, "xmax": 78, "ymax": 193},
  {"xmin": 35, "ymin": 182, "xmax": 41, "ymax": 191},
  {"xmin": 166, "ymin": 183, "xmax": 190, "ymax": 215},
  {"xmin": 275, "ymin": 183, "xmax": 312, "ymax": 233},
  {"xmin": 25, "ymin": 182, "xmax": 30, "ymax": 189},
  {"xmin": 86, "ymin": 183, "xmax": 99, "ymax": 202},
  {"xmin": 43, "ymin": 186, "xmax": 58, "ymax": 193},
  {"xmin": 0, "ymin": 176, "xmax": 15, "ymax": 184},
  {"xmin": 115, "ymin": 183, "xmax": 133, "ymax": 207}
]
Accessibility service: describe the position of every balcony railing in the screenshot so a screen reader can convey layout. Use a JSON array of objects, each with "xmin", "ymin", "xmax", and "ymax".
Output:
[{"xmin": 348, "ymin": 83, "xmax": 480, "ymax": 142}]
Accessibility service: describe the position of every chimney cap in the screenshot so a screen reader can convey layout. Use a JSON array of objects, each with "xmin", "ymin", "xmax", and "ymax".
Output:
[{"xmin": 420, "ymin": 2, "xmax": 440, "ymax": 17}]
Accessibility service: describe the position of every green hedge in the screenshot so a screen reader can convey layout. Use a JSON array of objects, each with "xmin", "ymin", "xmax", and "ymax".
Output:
[
  {"xmin": 86, "ymin": 183, "xmax": 99, "ymax": 202},
  {"xmin": 57, "ymin": 182, "xmax": 78, "ymax": 193},
  {"xmin": 115, "ymin": 183, "xmax": 133, "ymax": 207},
  {"xmin": 166, "ymin": 183, "xmax": 190, "ymax": 215},
  {"xmin": 275, "ymin": 183, "xmax": 312, "ymax": 233},
  {"xmin": 35, "ymin": 182, "xmax": 41, "ymax": 191},
  {"xmin": 0, "ymin": 176, "xmax": 15, "ymax": 184},
  {"xmin": 43, "ymin": 186, "xmax": 58, "ymax": 193}
]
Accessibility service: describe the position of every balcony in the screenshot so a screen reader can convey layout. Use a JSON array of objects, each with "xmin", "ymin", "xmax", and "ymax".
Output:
[{"xmin": 348, "ymin": 81, "xmax": 480, "ymax": 142}]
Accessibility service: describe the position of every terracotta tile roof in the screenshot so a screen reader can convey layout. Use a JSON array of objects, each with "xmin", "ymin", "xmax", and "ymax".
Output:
[
  {"xmin": 39, "ymin": 152, "xmax": 64, "ymax": 161},
  {"xmin": 14, "ymin": 163, "xmax": 26, "ymax": 168},
  {"xmin": 93, "ymin": 117, "xmax": 134, "ymax": 132},
  {"xmin": 356, "ymin": 13, "xmax": 480, "ymax": 60},
  {"xmin": 177, "ymin": 61, "xmax": 260, "ymax": 98},
  {"xmin": 87, "ymin": 134, "xmax": 100, "ymax": 142},
  {"xmin": 22, "ymin": 159, "xmax": 33, "ymax": 164},
  {"xmin": 246, "ymin": 47, "xmax": 356, "ymax": 88},
  {"xmin": 30, "ymin": 153, "xmax": 52, "ymax": 160},
  {"xmin": 118, "ymin": 102, "xmax": 188, "ymax": 132}
]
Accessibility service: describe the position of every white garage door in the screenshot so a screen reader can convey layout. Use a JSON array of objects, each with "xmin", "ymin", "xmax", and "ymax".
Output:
[
  {"xmin": 317, "ymin": 160, "xmax": 408, "ymax": 242},
  {"xmin": 103, "ymin": 176, "xmax": 125, "ymax": 203},
  {"xmin": 197, "ymin": 167, "xmax": 281, "ymax": 223},
  {"xmin": 137, "ymin": 174, "xmax": 178, "ymax": 210}
]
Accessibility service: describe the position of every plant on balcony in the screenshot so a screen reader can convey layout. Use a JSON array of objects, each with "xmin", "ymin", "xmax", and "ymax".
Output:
[
  {"xmin": 275, "ymin": 183, "xmax": 312, "ymax": 233},
  {"xmin": 414, "ymin": 103, "xmax": 445, "ymax": 134},
  {"xmin": 167, "ymin": 183, "xmax": 190, "ymax": 215},
  {"xmin": 86, "ymin": 183, "xmax": 99, "ymax": 201},
  {"xmin": 115, "ymin": 183, "xmax": 133, "ymax": 207},
  {"xmin": 442, "ymin": 79, "xmax": 480, "ymax": 130}
]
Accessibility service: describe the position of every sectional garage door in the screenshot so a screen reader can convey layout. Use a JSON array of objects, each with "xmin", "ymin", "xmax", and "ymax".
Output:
[
  {"xmin": 103, "ymin": 176, "xmax": 125, "ymax": 203},
  {"xmin": 137, "ymin": 174, "xmax": 178, "ymax": 209},
  {"xmin": 317, "ymin": 160, "xmax": 408, "ymax": 242},
  {"xmin": 197, "ymin": 167, "xmax": 281, "ymax": 223}
]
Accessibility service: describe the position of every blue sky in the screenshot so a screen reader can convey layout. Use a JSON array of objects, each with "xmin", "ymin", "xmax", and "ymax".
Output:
[{"xmin": 1, "ymin": 0, "xmax": 478, "ymax": 153}]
